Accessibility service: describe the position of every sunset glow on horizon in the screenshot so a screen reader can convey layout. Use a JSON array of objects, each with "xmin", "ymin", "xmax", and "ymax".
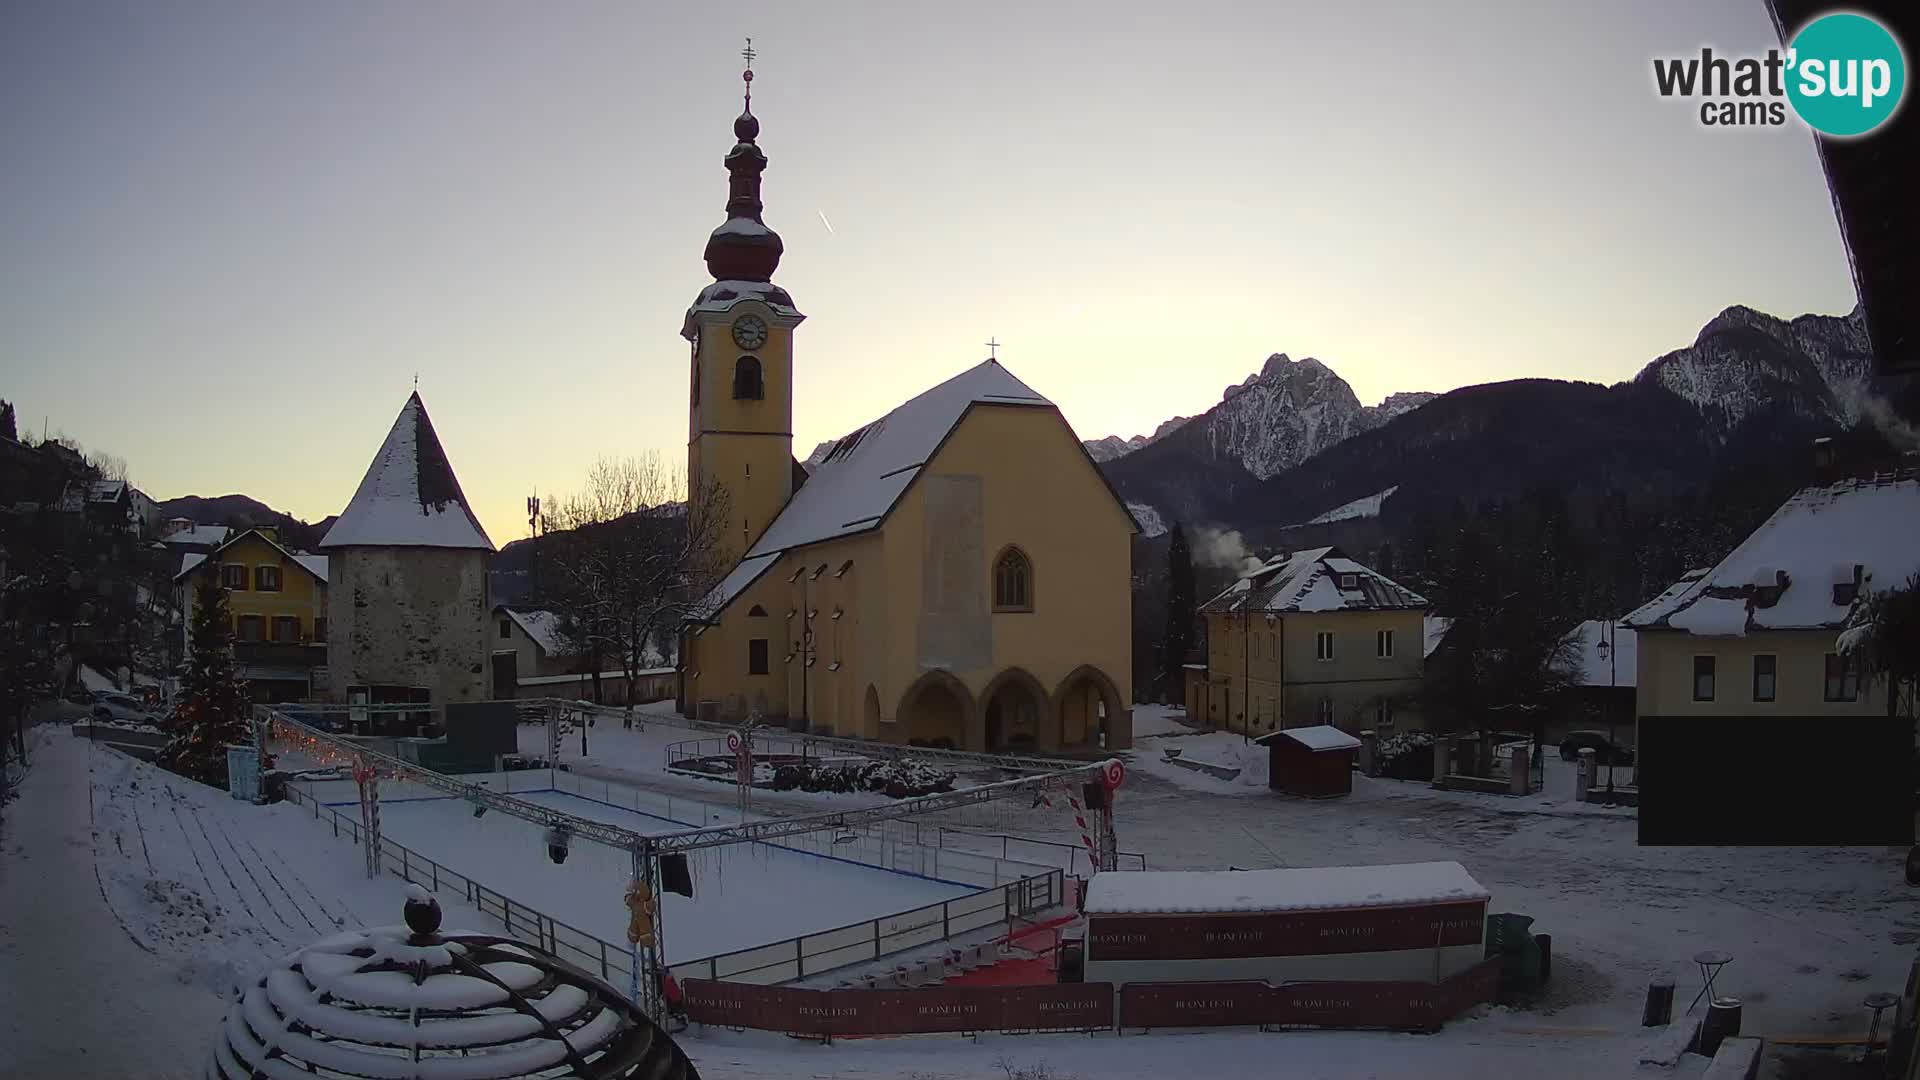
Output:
[{"xmin": 2, "ymin": 0, "xmax": 1859, "ymax": 543}]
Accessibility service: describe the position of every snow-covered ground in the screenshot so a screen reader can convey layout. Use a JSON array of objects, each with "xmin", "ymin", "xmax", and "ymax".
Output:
[
  {"xmin": 6, "ymin": 721, "xmax": 1914, "ymax": 1079},
  {"xmin": 358, "ymin": 787, "xmax": 977, "ymax": 965},
  {"xmin": 0, "ymin": 729, "xmax": 498, "ymax": 1079}
]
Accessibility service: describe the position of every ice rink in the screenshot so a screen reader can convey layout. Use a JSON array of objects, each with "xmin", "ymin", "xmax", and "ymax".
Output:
[{"xmin": 349, "ymin": 788, "xmax": 978, "ymax": 966}]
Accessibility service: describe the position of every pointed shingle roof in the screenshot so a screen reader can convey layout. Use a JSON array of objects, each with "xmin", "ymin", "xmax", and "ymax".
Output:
[{"xmin": 319, "ymin": 392, "xmax": 495, "ymax": 551}]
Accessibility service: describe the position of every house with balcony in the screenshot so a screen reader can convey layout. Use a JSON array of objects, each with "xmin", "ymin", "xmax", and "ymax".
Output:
[
  {"xmin": 175, "ymin": 526, "xmax": 329, "ymax": 702},
  {"xmin": 1196, "ymin": 547, "xmax": 1431, "ymax": 736}
]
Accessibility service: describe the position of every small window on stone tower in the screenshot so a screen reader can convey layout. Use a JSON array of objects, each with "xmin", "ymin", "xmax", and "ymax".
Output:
[
  {"xmin": 733, "ymin": 356, "xmax": 764, "ymax": 400},
  {"xmin": 993, "ymin": 546, "xmax": 1033, "ymax": 612}
]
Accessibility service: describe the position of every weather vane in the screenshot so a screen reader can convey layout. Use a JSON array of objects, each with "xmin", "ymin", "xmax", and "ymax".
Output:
[
  {"xmin": 985, "ymin": 337, "xmax": 1001, "ymax": 360},
  {"xmin": 742, "ymin": 37, "xmax": 755, "ymax": 107}
]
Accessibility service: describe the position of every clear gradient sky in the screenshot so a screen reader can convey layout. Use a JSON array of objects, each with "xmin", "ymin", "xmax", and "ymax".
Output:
[{"xmin": 1, "ymin": 0, "xmax": 1860, "ymax": 544}]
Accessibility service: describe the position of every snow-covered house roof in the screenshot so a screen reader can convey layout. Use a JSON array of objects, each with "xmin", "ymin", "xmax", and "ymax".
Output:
[
  {"xmin": 319, "ymin": 392, "xmax": 495, "ymax": 551},
  {"xmin": 162, "ymin": 524, "xmax": 232, "ymax": 548},
  {"xmin": 1622, "ymin": 470, "xmax": 1920, "ymax": 636},
  {"xmin": 1423, "ymin": 615, "xmax": 1454, "ymax": 658},
  {"xmin": 1200, "ymin": 546, "xmax": 1427, "ymax": 615},
  {"xmin": 1083, "ymin": 861, "xmax": 1489, "ymax": 916},
  {"xmin": 496, "ymin": 607, "xmax": 582, "ymax": 658},
  {"xmin": 1255, "ymin": 724, "xmax": 1363, "ymax": 752},
  {"xmin": 695, "ymin": 359, "xmax": 1138, "ymax": 620},
  {"xmin": 1558, "ymin": 619, "xmax": 1637, "ymax": 688},
  {"xmin": 174, "ymin": 528, "xmax": 328, "ymax": 583},
  {"xmin": 87, "ymin": 479, "xmax": 127, "ymax": 503}
]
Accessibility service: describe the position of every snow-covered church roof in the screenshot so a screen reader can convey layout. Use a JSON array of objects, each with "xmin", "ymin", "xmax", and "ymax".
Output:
[
  {"xmin": 694, "ymin": 359, "xmax": 1135, "ymax": 620},
  {"xmin": 319, "ymin": 393, "xmax": 495, "ymax": 551},
  {"xmin": 746, "ymin": 359, "xmax": 1050, "ymax": 558},
  {"xmin": 1623, "ymin": 469, "xmax": 1920, "ymax": 635},
  {"xmin": 1200, "ymin": 546, "xmax": 1428, "ymax": 615}
]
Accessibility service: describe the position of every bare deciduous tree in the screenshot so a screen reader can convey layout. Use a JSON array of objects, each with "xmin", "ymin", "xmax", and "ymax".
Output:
[{"xmin": 541, "ymin": 453, "xmax": 731, "ymax": 729}]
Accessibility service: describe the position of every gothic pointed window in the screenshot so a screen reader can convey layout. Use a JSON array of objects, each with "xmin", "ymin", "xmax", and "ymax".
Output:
[
  {"xmin": 993, "ymin": 546, "xmax": 1033, "ymax": 612},
  {"xmin": 732, "ymin": 356, "xmax": 763, "ymax": 400}
]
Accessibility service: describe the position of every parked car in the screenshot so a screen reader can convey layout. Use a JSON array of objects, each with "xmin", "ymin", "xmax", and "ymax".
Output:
[
  {"xmin": 90, "ymin": 691, "xmax": 161, "ymax": 726},
  {"xmin": 1559, "ymin": 729, "xmax": 1634, "ymax": 766}
]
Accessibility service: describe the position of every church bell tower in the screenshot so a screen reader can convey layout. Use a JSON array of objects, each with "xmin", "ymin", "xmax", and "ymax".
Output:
[{"xmin": 684, "ymin": 40, "xmax": 803, "ymax": 560}]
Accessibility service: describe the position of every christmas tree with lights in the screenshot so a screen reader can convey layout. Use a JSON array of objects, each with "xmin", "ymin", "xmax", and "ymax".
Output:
[{"xmin": 158, "ymin": 578, "xmax": 258, "ymax": 787}]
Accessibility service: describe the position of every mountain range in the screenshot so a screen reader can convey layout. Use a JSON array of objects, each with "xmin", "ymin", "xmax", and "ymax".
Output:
[{"xmin": 1099, "ymin": 303, "xmax": 1899, "ymax": 542}]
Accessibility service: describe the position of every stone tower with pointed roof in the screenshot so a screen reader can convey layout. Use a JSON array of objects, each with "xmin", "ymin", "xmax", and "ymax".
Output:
[{"xmin": 320, "ymin": 392, "xmax": 496, "ymax": 710}]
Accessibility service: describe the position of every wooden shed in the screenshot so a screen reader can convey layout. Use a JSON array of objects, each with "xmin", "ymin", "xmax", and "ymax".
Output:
[{"xmin": 1257, "ymin": 724, "xmax": 1361, "ymax": 798}]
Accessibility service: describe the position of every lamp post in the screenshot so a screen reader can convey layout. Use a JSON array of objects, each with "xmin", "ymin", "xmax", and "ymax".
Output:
[
  {"xmin": 1240, "ymin": 600, "xmax": 1250, "ymax": 743},
  {"xmin": 1596, "ymin": 623, "xmax": 1617, "ymax": 801}
]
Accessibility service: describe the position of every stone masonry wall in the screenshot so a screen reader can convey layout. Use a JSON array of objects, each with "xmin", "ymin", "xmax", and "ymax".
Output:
[{"xmin": 327, "ymin": 546, "xmax": 490, "ymax": 704}]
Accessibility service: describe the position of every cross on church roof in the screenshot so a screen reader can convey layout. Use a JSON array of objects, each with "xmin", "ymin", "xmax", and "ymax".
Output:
[
  {"xmin": 741, "ymin": 37, "xmax": 755, "ymax": 107},
  {"xmin": 985, "ymin": 337, "xmax": 1001, "ymax": 360}
]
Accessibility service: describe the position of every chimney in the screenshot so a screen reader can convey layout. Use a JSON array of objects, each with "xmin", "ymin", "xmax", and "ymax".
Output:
[{"xmin": 1811, "ymin": 437, "xmax": 1840, "ymax": 482}]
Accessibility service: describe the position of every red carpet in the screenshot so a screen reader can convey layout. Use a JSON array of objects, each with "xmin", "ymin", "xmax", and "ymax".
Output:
[{"xmin": 941, "ymin": 913, "xmax": 1082, "ymax": 987}]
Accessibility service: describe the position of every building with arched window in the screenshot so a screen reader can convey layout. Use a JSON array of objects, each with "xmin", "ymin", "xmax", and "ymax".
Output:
[{"xmin": 675, "ymin": 76, "xmax": 1135, "ymax": 752}]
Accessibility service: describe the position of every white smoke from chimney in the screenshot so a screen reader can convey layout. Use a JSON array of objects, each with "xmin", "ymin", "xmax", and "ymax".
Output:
[
  {"xmin": 1854, "ymin": 391, "xmax": 1920, "ymax": 454},
  {"xmin": 1192, "ymin": 526, "xmax": 1265, "ymax": 576}
]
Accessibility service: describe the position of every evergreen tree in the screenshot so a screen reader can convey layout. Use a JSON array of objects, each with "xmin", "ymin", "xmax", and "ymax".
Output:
[
  {"xmin": 1162, "ymin": 523, "xmax": 1196, "ymax": 702},
  {"xmin": 157, "ymin": 578, "xmax": 256, "ymax": 787},
  {"xmin": 0, "ymin": 399, "xmax": 15, "ymax": 442},
  {"xmin": 1844, "ymin": 572, "xmax": 1920, "ymax": 721}
]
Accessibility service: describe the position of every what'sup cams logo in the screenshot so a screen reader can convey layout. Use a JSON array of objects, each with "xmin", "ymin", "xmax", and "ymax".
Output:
[{"xmin": 1653, "ymin": 11, "xmax": 1907, "ymax": 136}]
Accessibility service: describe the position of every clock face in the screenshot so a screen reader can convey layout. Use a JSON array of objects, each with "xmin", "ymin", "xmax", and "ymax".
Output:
[{"xmin": 731, "ymin": 315, "xmax": 769, "ymax": 350}]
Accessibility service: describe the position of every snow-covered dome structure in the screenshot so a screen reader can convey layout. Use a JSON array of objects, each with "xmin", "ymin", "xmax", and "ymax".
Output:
[{"xmin": 208, "ymin": 887, "xmax": 696, "ymax": 1079}]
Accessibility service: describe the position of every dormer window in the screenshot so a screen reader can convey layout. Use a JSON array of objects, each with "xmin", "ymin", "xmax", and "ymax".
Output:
[
  {"xmin": 1751, "ymin": 567, "xmax": 1786, "ymax": 608},
  {"xmin": 1338, "ymin": 573, "xmax": 1358, "ymax": 590},
  {"xmin": 1831, "ymin": 564, "xmax": 1862, "ymax": 606},
  {"xmin": 732, "ymin": 356, "xmax": 764, "ymax": 400}
]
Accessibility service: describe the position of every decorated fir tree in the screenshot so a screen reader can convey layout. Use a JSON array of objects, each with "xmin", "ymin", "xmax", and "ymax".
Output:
[{"xmin": 158, "ymin": 578, "xmax": 255, "ymax": 787}]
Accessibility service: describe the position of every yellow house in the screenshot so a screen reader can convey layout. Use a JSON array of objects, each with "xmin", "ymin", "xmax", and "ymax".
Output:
[
  {"xmin": 676, "ymin": 84, "xmax": 1136, "ymax": 752},
  {"xmin": 1196, "ymin": 547, "xmax": 1429, "ymax": 736},
  {"xmin": 1623, "ymin": 468, "xmax": 1919, "ymax": 719},
  {"xmin": 174, "ymin": 526, "xmax": 329, "ymax": 701}
]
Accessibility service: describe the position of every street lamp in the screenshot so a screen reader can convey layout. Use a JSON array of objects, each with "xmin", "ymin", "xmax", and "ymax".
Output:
[{"xmin": 1596, "ymin": 623, "xmax": 1617, "ymax": 801}]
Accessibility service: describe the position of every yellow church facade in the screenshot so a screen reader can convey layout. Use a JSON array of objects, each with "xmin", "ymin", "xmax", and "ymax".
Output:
[{"xmin": 675, "ymin": 74, "xmax": 1134, "ymax": 753}]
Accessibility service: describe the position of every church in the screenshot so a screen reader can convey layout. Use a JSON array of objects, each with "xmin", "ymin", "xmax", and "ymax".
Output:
[{"xmin": 677, "ymin": 61, "xmax": 1136, "ymax": 753}]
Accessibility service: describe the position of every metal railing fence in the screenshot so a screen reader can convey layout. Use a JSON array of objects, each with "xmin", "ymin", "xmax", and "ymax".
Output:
[{"xmin": 280, "ymin": 773, "xmax": 1067, "ymax": 989}]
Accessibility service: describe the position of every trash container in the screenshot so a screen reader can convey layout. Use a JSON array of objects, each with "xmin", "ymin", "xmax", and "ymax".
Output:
[{"xmin": 1699, "ymin": 997, "xmax": 1742, "ymax": 1056}]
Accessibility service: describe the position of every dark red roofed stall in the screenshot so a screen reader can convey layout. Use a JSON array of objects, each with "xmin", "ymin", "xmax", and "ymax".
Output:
[{"xmin": 1257, "ymin": 724, "xmax": 1361, "ymax": 798}]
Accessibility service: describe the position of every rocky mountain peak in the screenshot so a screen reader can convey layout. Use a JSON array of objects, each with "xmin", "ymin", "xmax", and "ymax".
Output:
[
  {"xmin": 1636, "ymin": 304, "xmax": 1872, "ymax": 429},
  {"xmin": 1086, "ymin": 351, "xmax": 1435, "ymax": 476}
]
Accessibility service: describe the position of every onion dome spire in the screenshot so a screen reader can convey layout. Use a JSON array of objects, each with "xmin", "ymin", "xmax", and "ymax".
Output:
[{"xmin": 704, "ymin": 37, "xmax": 784, "ymax": 283}]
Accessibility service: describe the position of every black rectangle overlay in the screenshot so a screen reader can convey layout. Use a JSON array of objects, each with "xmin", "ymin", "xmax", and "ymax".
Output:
[{"xmin": 1639, "ymin": 715, "xmax": 1914, "ymax": 846}]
